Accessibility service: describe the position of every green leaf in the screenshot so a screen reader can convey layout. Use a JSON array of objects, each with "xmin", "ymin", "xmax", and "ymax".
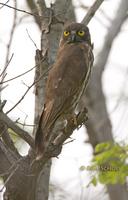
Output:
[
  {"xmin": 79, "ymin": 166, "xmax": 86, "ymax": 171},
  {"xmin": 95, "ymin": 142, "xmax": 111, "ymax": 153},
  {"xmin": 88, "ymin": 142, "xmax": 128, "ymax": 185},
  {"xmin": 91, "ymin": 177, "xmax": 97, "ymax": 186}
]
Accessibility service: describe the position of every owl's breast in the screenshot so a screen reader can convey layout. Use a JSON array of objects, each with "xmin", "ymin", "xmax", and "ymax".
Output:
[{"xmin": 45, "ymin": 41, "xmax": 93, "ymax": 115}]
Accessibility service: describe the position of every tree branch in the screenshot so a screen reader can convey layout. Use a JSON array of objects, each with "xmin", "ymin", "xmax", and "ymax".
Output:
[
  {"xmin": 0, "ymin": 111, "xmax": 34, "ymax": 148},
  {"xmin": 0, "ymin": 2, "xmax": 36, "ymax": 16},
  {"xmin": 6, "ymin": 80, "xmax": 36, "ymax": 114},
  {"xmin": 0, "ymin": 121, "xmax": 19, "ymax": 156},
  {"xmin": 82, "ymin": 0, "xmax": 105, "ymax": 25},
  {"xmin": 0, "ymin": 54, "xmax": 14, "ymax": 93},
  {"xmin": 32, "ymin": 109, "xmax": 88, "ymax": 172},
  {"xmin": 0, "ymin": 54, "xmax": 14, "ymax": 78},
  {"xmin": 6, "ymin": 56, "xmax": 49, "ymax": 114},
  {"xmin": 0, "ymin": 0, "xmax": 10, "ymax": 9},
  {"xmin": 0, "ymin": 57, "xmax": 47, "ymax": 85}
]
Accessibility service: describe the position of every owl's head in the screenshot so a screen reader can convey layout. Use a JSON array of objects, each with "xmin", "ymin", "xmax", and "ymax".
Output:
[{"xmin": 59, "ymin": 22, "xmax": 92, "ymax": 47}]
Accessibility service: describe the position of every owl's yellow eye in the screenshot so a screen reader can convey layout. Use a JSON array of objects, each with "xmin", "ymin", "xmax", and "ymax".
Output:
[
  {"xmin": 64, "ymin": 31, "xmax": 70, "ymax": 36},
  {"xmin": 77, "ymin": 30, "xmax": 85, "ymax": 36}
]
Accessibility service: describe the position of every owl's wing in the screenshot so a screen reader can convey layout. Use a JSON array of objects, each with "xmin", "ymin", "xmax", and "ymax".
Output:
[
  {"xmin": 41, "ymin": 43, "xmax": 93, "ymax": 133},
  {"xmin": 35, "ymin": 43, "xmax": 93, "ymax": 156}
]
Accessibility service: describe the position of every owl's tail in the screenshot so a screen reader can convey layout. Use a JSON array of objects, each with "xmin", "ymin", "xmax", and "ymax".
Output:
[{"xmin": 35, "ymin": 104, "xmax": 55, "ymax": 159}]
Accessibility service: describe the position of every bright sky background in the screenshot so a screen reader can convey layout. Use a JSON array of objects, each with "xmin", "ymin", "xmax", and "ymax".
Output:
[{"xmin": 0, "ymin": 0, "xmax": 128, "ymax": 199}]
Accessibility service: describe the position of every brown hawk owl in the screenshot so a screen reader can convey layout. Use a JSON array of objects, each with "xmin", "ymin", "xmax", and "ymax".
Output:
[{"xmin": 35, "ymin": 22, "xmax": 94, "ymax": 157}]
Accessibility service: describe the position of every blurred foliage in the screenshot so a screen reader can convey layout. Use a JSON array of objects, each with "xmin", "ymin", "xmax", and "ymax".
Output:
[{"xmin": 80, "ymin": 142, "xmax": 128, "ymax": 186}]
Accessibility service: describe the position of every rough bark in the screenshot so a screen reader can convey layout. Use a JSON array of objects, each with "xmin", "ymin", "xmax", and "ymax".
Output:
[{"xmin": 32, "ymin": 1, "xmax": 76, "ymax": 199}]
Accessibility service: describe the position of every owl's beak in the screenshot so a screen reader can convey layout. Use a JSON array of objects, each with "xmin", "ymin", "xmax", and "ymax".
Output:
[
  {"xmin": 68, "ymin": 34, "xmax": 76, "ymax": 43},
  {"xmin": 71, "ymin": 34, "xmax": 76, "ymax": 42}
]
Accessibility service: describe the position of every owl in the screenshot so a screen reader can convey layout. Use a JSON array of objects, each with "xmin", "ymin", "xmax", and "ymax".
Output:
[{"xmin": 35, "ymin": 22, "xmax": 94, "ymax": 158}]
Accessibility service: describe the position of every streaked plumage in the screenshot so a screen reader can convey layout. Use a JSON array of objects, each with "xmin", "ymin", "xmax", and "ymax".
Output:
[{"xmin": 35, "ymin": 22, "xmax": 94, "ymax": 157}]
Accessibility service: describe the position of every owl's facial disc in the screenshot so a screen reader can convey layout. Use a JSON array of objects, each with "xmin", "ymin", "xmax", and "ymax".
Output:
[
  {"xmin": 66, "ymin": 30, "xmax": 85, "ymax": 43},
  {"xmin": 66, "ymin": 31, "xmax": 77, "ymax": 43}
]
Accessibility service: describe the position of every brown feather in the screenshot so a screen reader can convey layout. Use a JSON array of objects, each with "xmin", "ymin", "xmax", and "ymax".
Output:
[{"xmin": 35, "ymin": 22, "xmax": 94, "ymax": 157}]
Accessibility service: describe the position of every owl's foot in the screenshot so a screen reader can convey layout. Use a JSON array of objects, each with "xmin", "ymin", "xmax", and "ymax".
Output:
[
  {"xmin": 73, "ymin": 108, "xmax": 88, "ymax": 129},
  {"xmin": 69, "ymin": 108, "xmax": 88, "ymax": 126}
]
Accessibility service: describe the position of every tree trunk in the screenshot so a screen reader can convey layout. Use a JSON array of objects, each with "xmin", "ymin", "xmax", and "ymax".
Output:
[{"xmin": 28, "ymin": 1, "xmax": 76, "ymax": 199}]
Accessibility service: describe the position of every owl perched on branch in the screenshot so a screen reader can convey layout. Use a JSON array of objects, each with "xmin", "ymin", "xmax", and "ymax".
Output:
[{"xmin": 35, "ymin": 22, "xmax": 94, "ymax": 158}]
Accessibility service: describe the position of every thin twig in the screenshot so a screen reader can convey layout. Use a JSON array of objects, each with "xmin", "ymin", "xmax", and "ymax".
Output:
[
  {"xmin": 0, "ymin": 84, "xmax": 9, "ymax": 93},
  {"xmin": 6, "ymin": 81, "xmax": 35, "ymax": 114},
  {"xmin": 0, "ymin": 2, "xmax": 35, "ymax": 16},
  {"xmin": 16, "ymin": 121, "xmax": 35, "ymax": 127},
  {"xmin": 0, "ymin": 59, "xmax": 44, "ymax": 85},
  {"xmin": 26, "ymin": 29, "xmax": 38, "ymax": 49},
  {"xmin": 0, "ymin": 53, "xmax": 14, "ymax": 78},
  {"xmin": 63, "ymin": 139, "xmax": 75, "ymax": 145},
  {"xmin": 23, "ymin": 114, "xmax": 28, "ymax": 130},
  {"xmin": 0, "ymin": 0, "xmax": 10, "ymax": 9},
  {"xmin": 6, "ymin": 66, "xmax": 50, "ymax": 114},
  {"xmin": 0, "ymin": 66, "xmax": 34, "ymax": 85},
  {"xmin": 82, "ymin": 0, "xmax": 105, "ymax": 25}
]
